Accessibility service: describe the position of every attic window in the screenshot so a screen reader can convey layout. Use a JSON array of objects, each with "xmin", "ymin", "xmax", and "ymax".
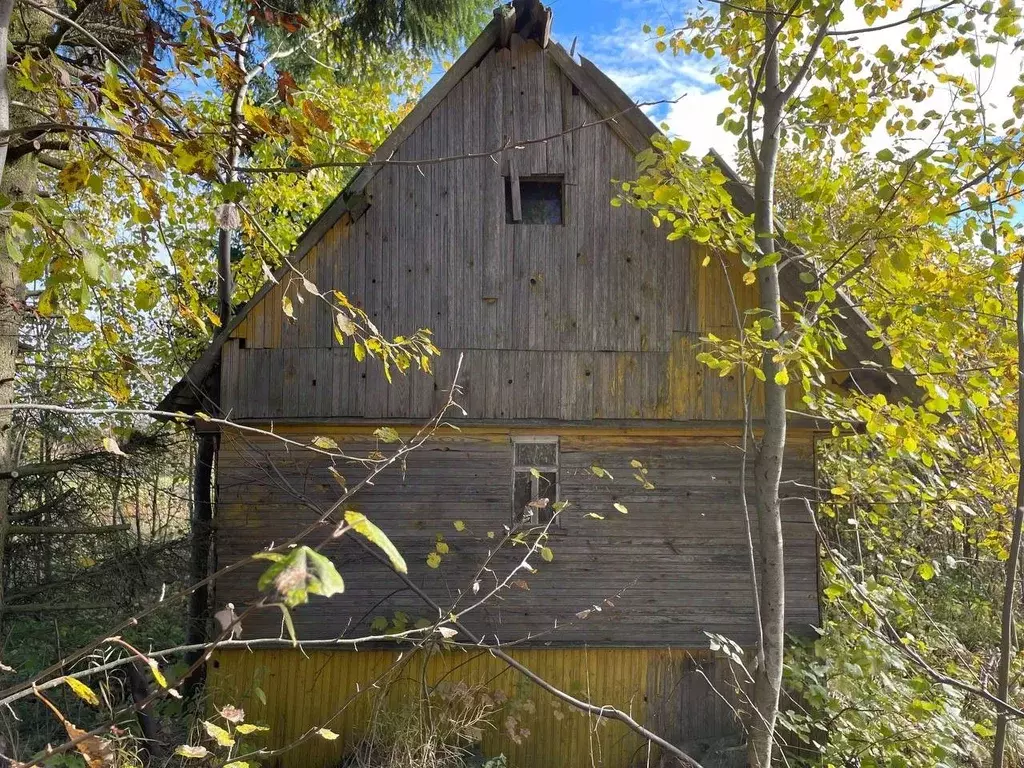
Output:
[
  {"xmin": 506, "ymin": 175, "xmax": 563, "ymax": 224},
  {"xmin": 512, "ymin": 437, "xmax": 559, "ymax": 526}
]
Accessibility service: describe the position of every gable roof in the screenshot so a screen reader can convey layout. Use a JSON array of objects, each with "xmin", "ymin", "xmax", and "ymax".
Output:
[{"xmin": 158, "ymin": 1, "xmax": 919, "ymax": 416}]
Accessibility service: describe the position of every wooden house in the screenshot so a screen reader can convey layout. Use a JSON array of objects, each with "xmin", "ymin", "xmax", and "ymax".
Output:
[{"xmin": 160, "ymin": 3, "xmax": 913, "ymax": 766}]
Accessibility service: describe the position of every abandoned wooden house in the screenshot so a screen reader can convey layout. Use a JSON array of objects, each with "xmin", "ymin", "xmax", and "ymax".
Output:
[{"xmin": 160, "ymin": 3, "xmax": 914, "ymax": 766}]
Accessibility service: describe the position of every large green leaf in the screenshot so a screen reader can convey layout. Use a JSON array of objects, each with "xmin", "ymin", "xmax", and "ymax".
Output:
[{"xmin": 254, "ymin": 546, "xmax": 345, "ymax": 607}]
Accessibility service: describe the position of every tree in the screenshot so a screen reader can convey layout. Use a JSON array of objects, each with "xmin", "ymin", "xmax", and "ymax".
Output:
[
  {"xmin": 625, "ymin": 0, "xmax": 1024, "ymax": 762},
  {"xmin": 0, "ymin": 0, "xmax": 491, "ymax": 625}
]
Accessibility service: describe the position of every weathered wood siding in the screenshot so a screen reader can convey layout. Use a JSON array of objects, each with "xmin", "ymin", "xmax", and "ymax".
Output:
[
  {"xmin": 214, "ymin": 426, "xmax": 818, "ymax": 646},
  {"xmin": 220, "ymin": 37, "xmax": 792, "ymax": 422},
  {"xmin": 208, "ymin": 647, "xmax": 749, "ymax": 768}
]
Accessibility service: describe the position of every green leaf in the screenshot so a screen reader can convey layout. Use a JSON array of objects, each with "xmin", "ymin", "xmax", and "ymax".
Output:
[
  {"xmin": 373, "ymin": 426, "xmax": 400, "ymax": 443},
  {"xmin": 973, "ymin": 721, "xmax": 997, "ymax": 738},
  {"xmin": 82, "ymin": 251, "xmax": 101, "ymax": 281},
  {"xmin": 344, "ymin": 511, "xmax": 407, "ymax": 573},
  {"xmin": 823, "ymin": 583, "xmax": 845, "ymax": 600},
  {"xmin": 311, "ymin": 435, "xmax": 339, "ymax": 450},
  {"xmin": 316, "ymin": 728, "xmax": 339, "ymax": 740},
  {"xmin": 453, "ymin": 520, "xmax": 466, "ymax": 531},
  {"xmin": 540, "ymin": 546, "xmax": 554, "ymax": 562},
  {"xmin": 68, "ymin": 314, "xmax": 96, "ymax": 333},
  {"xmin": 278, "ymin": 604, "xmax": 297, "ymax": 647},
  {"xmin": 426, "ymin": 551, "xmax": 442, "ymax": 568},
  {"xmin": 917, "ymin": 562, "xmax": 936, "ymax": 581},
  {"xmin": 613, "ymin": 503, "xmax": 629, "ymax": 514},
  {"xmin": 255, "ymin": 546, "xmax": 345, "ymax": 607},
  {"xmin": 773, "ymin": 368, "xmax": 790, "ymax": 386}
]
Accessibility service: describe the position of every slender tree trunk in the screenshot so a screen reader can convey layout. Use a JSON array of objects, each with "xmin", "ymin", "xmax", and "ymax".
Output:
[
  {"xmin": 184, "ymin": 432, "xmax": 215, "ymax": 696},
  {"xmin": 991, "ymin": 258, "xmax": 1024, "ymax": 766},
  {"xmin": 183, "ymin": 22, "xmax": 250, "ymax": 692},
  {"xmin": 747, "ymin": 10, "xmax": 788, "ymax": 767},
  {"xmin": 0, "ymin": 0, "xmax": 47, "ymax": 623}
]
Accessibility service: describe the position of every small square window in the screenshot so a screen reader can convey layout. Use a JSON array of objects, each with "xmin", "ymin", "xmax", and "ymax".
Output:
[
  {"xmin": 512, "ymin": 437, "xmax": 560, "ymax": 526},
  {"xmin": 506, "ymin": 176, "xmax": 563, "ymax": 225}
]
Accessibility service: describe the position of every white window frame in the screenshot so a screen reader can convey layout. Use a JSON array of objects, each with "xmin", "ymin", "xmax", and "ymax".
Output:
[{"xmin": 511, "ymin": 436, "xmax": 560, "ymax": 526}]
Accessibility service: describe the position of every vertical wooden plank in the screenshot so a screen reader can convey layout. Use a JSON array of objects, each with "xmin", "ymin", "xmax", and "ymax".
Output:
[
  {"xmin": 617, "ymin": 143, "xmax": 642, "ymax": 352},
  {"xmin": 365, "ymin": 161, "xmax": 396, "ymax": 417},
  {"xmin": 219, "ymin": 338, "xmax": 237, "ymax": 417},
  {"xmin": 575, "ymin": 90, "xmax": 596, "ymax": 352},
  {"xmin": 249, "ymin": 302, "xmax": 265, "ymax": 350},
  {"xmin": 329, "ymin": 346, "xmax": 345, "ymax": 417},
  {"xmin": 515, "ymin": 39, "xmax": 546, "ymax": 175},
  {"xmin": 542, "ymin": 49, "xmax": 565, "ymax": 173},
  {"xmin": 508, "ymin": 154, "xmax": 522, "ymax": 221},
  {"xmin": 480, "ymin": 51, "xmax": 504, "ymax": 349},
  {"xmin": 315, "ymin": 225, "xmax": 334, "ymax": 349},
  {"xmin": 314, "ymin": 346, "xmax": 332, "ymax": 417},
  {"xmin": 500, "ymin": 44, "xmax": 516, "ymax": 174},
  {"xmin": 460, "ymin": 68, "xmax": 482, "ymax": 351},
  {"xmin": 267, "ymin": 282, "xmax": 282, "ymax": 349}
]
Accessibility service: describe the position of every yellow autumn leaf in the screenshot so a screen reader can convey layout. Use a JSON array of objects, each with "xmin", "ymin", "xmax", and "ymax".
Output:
[{"xmin": 64, "ymin": 676, "xmax": 99, "ymax": 706}]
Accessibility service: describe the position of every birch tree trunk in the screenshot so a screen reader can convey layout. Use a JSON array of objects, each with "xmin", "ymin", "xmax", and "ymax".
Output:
[
  {"xmin": 747, "ymin": 13, "xmax": 788, "ymax": 764},
  {"xmin": 991, "ymin": 254, "xmax": 1024, "ymax": 767}
]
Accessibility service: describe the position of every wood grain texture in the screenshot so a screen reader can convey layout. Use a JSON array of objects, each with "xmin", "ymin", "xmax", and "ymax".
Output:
[
  {"xmin": 208, "ymin": 647, "xmax": 748, "ymax": 768},
  {"xmin": 219, "ymin": 39, "xmax": 791, "ymax": 424},
  {"xmin": 214, "ymin": 427, "xmax": 818, "ymax": 647}
]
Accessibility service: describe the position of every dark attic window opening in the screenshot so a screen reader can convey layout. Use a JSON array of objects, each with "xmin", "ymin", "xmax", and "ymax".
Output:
[
  {"xmin": 511, "ymin": 437, "xmax": 560, "ymax": 527},
  {"xmin": 506, "ymin": 175, "xmax": 564, "ymax": 225}
]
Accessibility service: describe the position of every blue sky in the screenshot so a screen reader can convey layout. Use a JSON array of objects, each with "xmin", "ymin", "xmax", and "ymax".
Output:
[
  {"xmin": 424, "ymin": 1, "xmax": 1022, "ymax": 167},
  {"xmin": 425, "ymin": 0, "xmax": 738, "ymax": 159},
  {"xmin": 531, "ymin": 0, "xmax": 735, "ymax": 158}
]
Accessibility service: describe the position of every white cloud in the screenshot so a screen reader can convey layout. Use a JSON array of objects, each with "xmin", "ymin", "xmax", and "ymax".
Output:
[
  {"xmin": 563, "ymin": 2, "xmax": 1024, "ymax": 168},
  {"xmin": 564, "ymin": 16, "xmax": 740, "ymax": 159}
]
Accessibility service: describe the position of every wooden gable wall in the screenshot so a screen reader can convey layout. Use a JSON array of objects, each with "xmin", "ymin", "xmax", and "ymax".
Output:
[{"xmin": 221, "ymin": 37, "xmax": 778, "ymax": 423}]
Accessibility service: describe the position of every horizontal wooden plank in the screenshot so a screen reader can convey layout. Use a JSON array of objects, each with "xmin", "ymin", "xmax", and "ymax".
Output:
[{"xmin": 215, "ymin": 428, "xmax": 819, "ymax": 646}]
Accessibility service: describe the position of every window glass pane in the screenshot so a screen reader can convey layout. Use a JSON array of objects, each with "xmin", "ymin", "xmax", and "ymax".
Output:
[
  {"xmin": 514, "ymin": 441, "xmax": 556, "ymax": 467},
  {"xmin": 506, "ymin": 177, "xmax": 563, "ymax": 224}
]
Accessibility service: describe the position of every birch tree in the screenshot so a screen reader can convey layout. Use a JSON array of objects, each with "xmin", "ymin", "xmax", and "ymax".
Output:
[{"xmin": 625, "ymin": 0, "xmax": 1024, "ymax": 762}]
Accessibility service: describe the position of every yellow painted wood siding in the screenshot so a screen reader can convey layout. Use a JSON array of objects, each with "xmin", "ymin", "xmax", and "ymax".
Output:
[{"xmin": 208, "ymin": 647, "xmax": 744, "ymax": 768}]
